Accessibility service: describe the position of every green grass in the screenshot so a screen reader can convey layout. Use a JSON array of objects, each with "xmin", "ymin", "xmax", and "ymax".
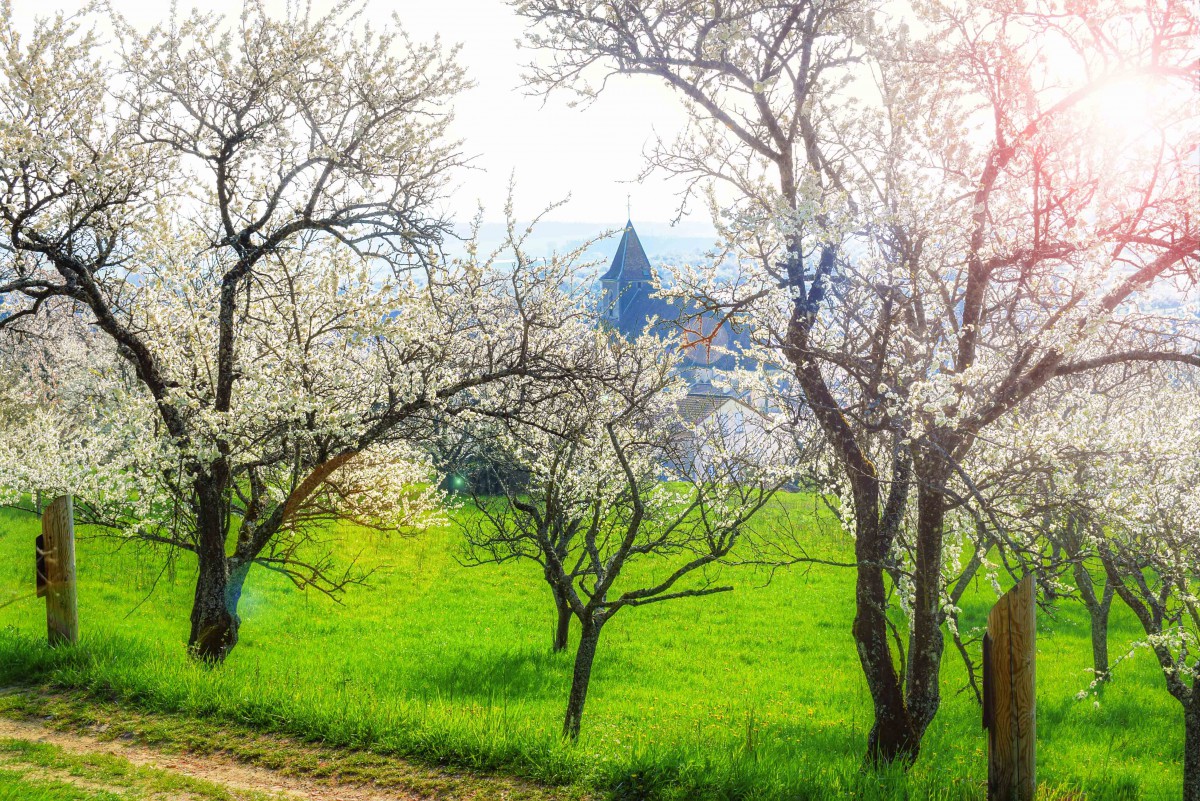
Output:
[
  {"xmin": 0, "ymin": 769, "xmax": 121, "ymax": 801},
  {"xmin": 0, "ymin": 690, "xmax": 584, "ymax": 800},
  {"xmin": 0, "ymin": 499, "xmax": 1182, "ymax": 800}
]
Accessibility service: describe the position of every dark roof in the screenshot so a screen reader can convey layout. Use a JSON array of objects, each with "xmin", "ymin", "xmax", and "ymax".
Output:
[
  {"xmin": 597, "ymin": 217, "xmax": 756, "ymax": 378},
  {"xmin": 677, "ymin": 392, "xmax": 731, "ymax": 424},
  {"xmin": 607, "ymin": 279, "xmax": 752, "ymax": 372},
  {"xmin": 677, "ymin": 392, "xmax": 762, "ymax": 424},
  {"xmin": 614, "ymin": 284, "xmax": 680, "ymax": 338},
  {"xmin": 600, "ymin": 221, "xmax": 655, "ymax": 283}
]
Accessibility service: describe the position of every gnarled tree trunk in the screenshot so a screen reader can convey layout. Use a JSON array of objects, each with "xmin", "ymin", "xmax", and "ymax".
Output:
[
  {"xmin": 1088, "ymin": 584, "xmax": 1113, "ymax": 682},
  {"xmin": 563, "ymin": 618, "xmax": 602, "ymax": 740},
  {"xmin": 906, "ymin": 478, "xmax": 947, "ymax": 741},
  {"xmin": 1073, "ymin": 559, "xmax": 1113, "ymax": 681},
  {"xmin": 786, "ymin": 262, "xmax": 922, "ymax": 766},
  {"xmin": 852, "ymin": 507, "xmax": 919, "ymax": 764},
  {"xmin": 188, "ymin": 479, "xmax": 239, "ymax": 663}
]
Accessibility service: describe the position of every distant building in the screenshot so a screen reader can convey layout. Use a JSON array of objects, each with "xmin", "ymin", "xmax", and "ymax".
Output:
[
  {"xmin": 598, "ymin": 220, "xmax": 661, "ymax": 336},
  {"xmin": 598, "ymin": 219, "xmax": 750, "ymax": 393},
  {"xmin": 598, "ymin": 219, "xmax": 778, "ymax": 461},
  {"xmin": 674, "ymin": 392, "xmax": 783, "ymax": 480}
]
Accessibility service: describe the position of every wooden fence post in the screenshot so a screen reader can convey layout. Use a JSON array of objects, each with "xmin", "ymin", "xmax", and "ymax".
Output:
[
  {"xmin": 983, "ymin": 574, "xmax": 1036, "ymax": 801},
  {"xmin": 39, "ymin": 495, "xmax": 78, "ymax": 646}
]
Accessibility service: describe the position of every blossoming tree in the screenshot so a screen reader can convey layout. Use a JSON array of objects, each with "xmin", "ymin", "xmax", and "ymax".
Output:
[
  {"xmin": 0, "ymin": 3, "xmax": 595, "ymax": 661},
  {"xmin": 517, "ymin": 0, "xmax": 1200, "ymax": 763},
  {"xmin": 1024, "ymin": 377, "xmax": 1200, "ymax": 799},
  {"xmin": 1093, "ymin": 388, "xmax": 1200, "ymax": 801},
  {"xmin": 462, "ymin": 331, "xmax": 790, "ymax": 738}
]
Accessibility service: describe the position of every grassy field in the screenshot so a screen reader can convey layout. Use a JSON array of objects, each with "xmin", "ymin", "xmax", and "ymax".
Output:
[{"xmin": 0, "ymin": 498, "xmax": 1182, "ymax": 800}]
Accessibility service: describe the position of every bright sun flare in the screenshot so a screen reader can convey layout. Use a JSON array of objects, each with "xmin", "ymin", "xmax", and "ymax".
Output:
[{"xmin": 1087, "ymin": 78, "xmax": 1169, "ymax": 145}]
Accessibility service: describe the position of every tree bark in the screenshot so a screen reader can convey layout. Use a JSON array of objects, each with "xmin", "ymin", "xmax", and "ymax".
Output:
[
  {"xmin": 563, "ymin": 619, "xmax": 601, "ymax": 740},
  {"xmin": 188, "ymin": 481, "xmax": 238, "ymax": 663},
  {"xmin": 851, "ymin": 508, "xmax": 919, "ymax": 764},
  {"xmin": 1089, "ymin": 584, "xmax": 1113, "ymax": 682},
  {"xmin": 906, "ymin": 479, "xmax": 947, "ymax": 740},
  {"xmin": 1073, "ymin": 559, "xmax": 1113, "ymax": 681},
  {"xmin": 1041, "ymin": 539, "xmax": 1061, "ymax": 601},
  {"xmin": 552, "ymin": 583, "xmax": 571, "ymax": 653},
  {"xmin": 785, "ymin": 282, "xmax": 920, "ymax": 766},
  {"xmin": 1184, "ymin": 698, "xmax": 1199, "ymax": 801}
]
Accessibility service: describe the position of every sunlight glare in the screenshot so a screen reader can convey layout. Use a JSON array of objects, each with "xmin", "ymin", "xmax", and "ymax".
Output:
[{"xmin": 1084, "ymin": 77, "xmax": 1167, "ymax": 147}]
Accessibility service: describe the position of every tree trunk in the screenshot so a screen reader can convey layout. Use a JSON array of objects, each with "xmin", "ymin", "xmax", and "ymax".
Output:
[
  {"xmin": 563, "ymin": 619, "xmax": 601, "ymax": 740},
  {"xmin": 188, "ymin": 482, "xmax": 238, "ymax": 663},
  {"xmin": 552, "ymin": 583, "xmax": 571, "ymax": 653},
  {"xmin": 1073, "ymin": 559, "xmax": 1113, "ymax": 681},
  {"xmin": 906, "ymin": 480, "xmax": 946, "ymax": 741},
  {"xmin": 1184, "ymin": 699, "xmax": 1200, "ymax": 801},
  {"xmin": 851, "ymin": 510, "xmax": 919, "ymax": 764},
  {"xmin": 1089, "ymin": 583, "xmax": 1113, "ymax": 681},
  {"xmin": 781, "ymin": 251, "xmax": 920, "ymax": 766},
  {"xmin": 1042, "ymin": 541, "xmax": 1061, "ymax": 600}
]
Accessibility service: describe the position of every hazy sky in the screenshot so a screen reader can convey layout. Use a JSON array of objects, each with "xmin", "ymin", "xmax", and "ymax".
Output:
[{"xmin": 10, "ymin": 0, "xmax": 705, "ymax": 227}]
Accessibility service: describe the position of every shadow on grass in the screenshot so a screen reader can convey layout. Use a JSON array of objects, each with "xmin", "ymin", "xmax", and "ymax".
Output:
[{"xmin": 405, "ymin": 644, "xmax": 572, "ymax": 703}]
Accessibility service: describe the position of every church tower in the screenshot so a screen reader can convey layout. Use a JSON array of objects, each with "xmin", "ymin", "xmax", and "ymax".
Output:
[{"xmin": 599, "ymin": 219, "xmax": 655, "ymax": 326}]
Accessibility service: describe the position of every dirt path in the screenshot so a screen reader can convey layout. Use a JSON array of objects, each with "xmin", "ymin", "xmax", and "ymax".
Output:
[{"xmin": 0, "ymin": 715, "xmax": 422, "ymax": 800}]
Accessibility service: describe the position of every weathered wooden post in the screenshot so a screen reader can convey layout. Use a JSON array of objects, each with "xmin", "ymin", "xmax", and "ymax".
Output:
[
  {"xmin": 982, "ymin": 574, "xmax": 1036, "ymax": 801},
  {"xmin": 37, "ymin": 495, "xmax": 78, "ymax": 646}
]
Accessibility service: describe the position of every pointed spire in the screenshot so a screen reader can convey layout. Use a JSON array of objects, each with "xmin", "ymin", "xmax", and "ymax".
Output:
[{"xmin": 600, "ymin": 217, "xmax": 654, "ymax": 283}]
